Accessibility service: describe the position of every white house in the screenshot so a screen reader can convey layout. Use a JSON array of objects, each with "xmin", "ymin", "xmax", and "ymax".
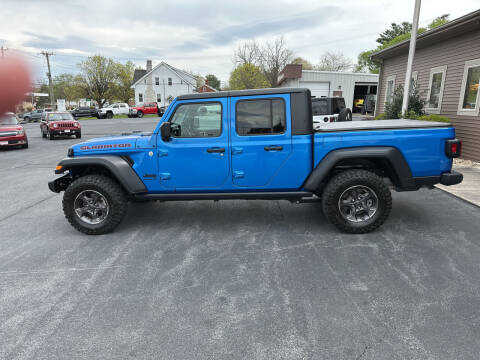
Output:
[
  {"xmin": 277, "ymin": 64, "xmax": 379, "ymax": 111},
  {"xmin": 131, "ymin": 60, "xmax": 197, "ymax": 107}
]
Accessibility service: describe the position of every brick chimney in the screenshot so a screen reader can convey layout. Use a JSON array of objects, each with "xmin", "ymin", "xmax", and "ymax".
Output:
[{"xmin": 146, "ymin": 60, "xmax": 152, "ymax": 72}]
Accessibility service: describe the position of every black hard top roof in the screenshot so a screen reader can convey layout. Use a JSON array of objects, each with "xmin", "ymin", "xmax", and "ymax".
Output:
[{"xmin": 177, "ymin": 87, "xmax": 309, "ymax": 100}]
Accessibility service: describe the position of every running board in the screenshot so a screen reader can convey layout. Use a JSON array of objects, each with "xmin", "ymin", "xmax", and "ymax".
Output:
[{"xmin": 133, "ymin": 191, "xmax": 315, "ymax": 202}]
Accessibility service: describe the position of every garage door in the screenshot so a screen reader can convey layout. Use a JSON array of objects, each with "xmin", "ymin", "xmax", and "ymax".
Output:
[{"xmin": 300, "ymin": 81, "xmax": 330, "ymax": 98}]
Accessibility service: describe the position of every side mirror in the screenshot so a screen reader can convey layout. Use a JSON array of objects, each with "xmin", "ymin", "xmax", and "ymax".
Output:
[{"xmin": 160, "ymin": 122, "xmax": 171, "ymax": 142}]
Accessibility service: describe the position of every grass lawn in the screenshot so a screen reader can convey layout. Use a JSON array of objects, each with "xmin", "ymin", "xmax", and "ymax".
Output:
[{"xmin": 77, "ymin": 114, "xmax": 159, "ymax": 120}]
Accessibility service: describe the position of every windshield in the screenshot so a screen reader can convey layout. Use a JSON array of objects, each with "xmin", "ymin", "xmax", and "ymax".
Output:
[
  {"xmin": 312, "ymin": 99, "xmax": 328, "ymax": 115},
  {"xmin": 0, "ymin": 114, "xmax": 18, "ymax": 125},
  {"xmin": 48, "ymin": 113, "xmax": 74, "ymax": 121}
]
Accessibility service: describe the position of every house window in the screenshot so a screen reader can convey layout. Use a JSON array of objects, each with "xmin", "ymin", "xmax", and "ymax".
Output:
[
  {"xmin": 168, "ymin": 77, "xmax": 172, "ymax": 86},
  {"xmin": 155, "ymin": 77, "xmax": 159, "ymax": 85},
  {"xmin": 139, "ymin": 93, "xmax": 143, "ymax": 103},
  {"xmin": 157, "ymin": 94, "xmax": 161, "ymax": 103},
  {"xmin": 426, "ymin": 65, "xmax": 447, "ymax": 114},
  {"xmin": 458, "ymin": 58, "xmax": 480, "ymax": 116},
  {"xmin": 385, "ymin": 75, "xmax": 396, "ymax": 105}
]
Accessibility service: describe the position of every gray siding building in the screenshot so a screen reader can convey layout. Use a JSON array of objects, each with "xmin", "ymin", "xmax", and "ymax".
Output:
[{"xmin": 372, "ymin": 9, "xmax": 480, "ymax": 162}]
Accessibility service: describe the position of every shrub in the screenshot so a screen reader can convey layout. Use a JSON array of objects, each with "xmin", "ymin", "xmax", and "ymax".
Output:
[
  {"xmin": 415, "ymin": 114, "xmax": 451, "ymax": 123},
  {"xmin": 385, "ymin": 82, "xmax": 426, "ymax": 119}
]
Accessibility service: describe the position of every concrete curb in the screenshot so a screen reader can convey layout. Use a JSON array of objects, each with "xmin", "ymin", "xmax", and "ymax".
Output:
[{"xmin": 435, "ymin": 186, "xmax": 480, "ymax": 208}]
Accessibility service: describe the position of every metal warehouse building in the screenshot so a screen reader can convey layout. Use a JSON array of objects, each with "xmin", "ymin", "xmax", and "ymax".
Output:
[{"xmin": 277, "ymin": 64, "xmax": 379, "ymax": 111}]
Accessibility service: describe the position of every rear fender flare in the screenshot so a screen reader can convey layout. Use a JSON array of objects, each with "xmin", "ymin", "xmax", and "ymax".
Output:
[{"xmin": 303, "ymin": 146, "xmax": 415, "ymax": 191}]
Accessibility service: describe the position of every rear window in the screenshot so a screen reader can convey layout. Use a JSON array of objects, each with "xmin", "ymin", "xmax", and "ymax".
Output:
[
  {"xmin": 48, "ymin": 113, "xmax": 74, "ymax": 121},
  {"xmin": 312, "ymin": 99, "xmax": 329, "ymax": 115},
  {"xmin": 236, "ymin": 98, "xmax": 286, "ymax": 136},
  {"xmin": 333, "ymin": 98, "xmax": 346, "ymax": 114}
]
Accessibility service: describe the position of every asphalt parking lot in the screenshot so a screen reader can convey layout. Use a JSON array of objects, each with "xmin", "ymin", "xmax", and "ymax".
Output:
[{"xmin": 1, "ymin": 117, "xmax": 480, "ymax": 359}]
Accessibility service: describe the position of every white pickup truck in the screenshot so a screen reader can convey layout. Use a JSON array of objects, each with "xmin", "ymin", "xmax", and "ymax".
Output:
[{"xmin": 97, "ymin": 103, "xmax": 130, "ymax": 119}]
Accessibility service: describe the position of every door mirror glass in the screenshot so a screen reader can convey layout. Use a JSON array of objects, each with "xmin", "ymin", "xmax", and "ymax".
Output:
[{"xmin": 160, "ymin": 122, "xmax": 171, "ymax": 141}]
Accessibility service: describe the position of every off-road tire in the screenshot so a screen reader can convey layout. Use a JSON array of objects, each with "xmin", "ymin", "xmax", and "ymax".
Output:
[
  {"xmin": 63, "ymin": 175, "xmax": 127, "ymax": 235},
  {"xmin": 321, "ymin": 169, "xmax": 392, "ymax": 233}
]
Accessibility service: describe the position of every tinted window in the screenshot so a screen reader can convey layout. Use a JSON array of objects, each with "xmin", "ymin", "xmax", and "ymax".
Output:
[
  {"xmin": 312, "ymin": 99, "xmax": 328, "ymax": 115},
  {"xmin": 120, "ymin": 104, "xmax": 127, "ymax": 108},
  {"xmin": 170, "ymin": 102, "xmax": 222, "ymax": 138},
  {"xmin": 333, "ymin": 98, "xmax": 345, "ymax": 114},
  {"xmin": 236, "ymin": 99, "xmax": 285, "ymax": 136}
]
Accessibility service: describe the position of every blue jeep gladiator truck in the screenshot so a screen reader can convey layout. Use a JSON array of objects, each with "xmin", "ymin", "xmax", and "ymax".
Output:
[{"xmin": 48, "ymin": 88, "xmax": 463, "ymax": 235}]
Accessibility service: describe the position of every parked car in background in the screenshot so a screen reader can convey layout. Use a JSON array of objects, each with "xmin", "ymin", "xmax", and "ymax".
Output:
[
  {"xmin": 71, "ymin": 106, "xmax": 98, "ymax": 119},
  {"xmin": 40, "ymin": 112, "xmax": 81, "ymax": 140},
  {"xmin": 128, "ymin": 102, "xmax": 163, "ymax": 118},
  {"xmin": 158, "ymin": 106, "xmax": 167, "ymax": 116},
  {"xmin": 97, "ymin": 103, "xmax": 129, "ymax": 119},
  {"xmin": 0, "ymin": 112, "xmax": 28, "ymax": 148},
  {"xmin": 23, "ymin": 109, "xmax": 44, "ymax": 123},
  {"xmin": 312, "ymin": 97, "xmax": 352, "ymax": 130}
]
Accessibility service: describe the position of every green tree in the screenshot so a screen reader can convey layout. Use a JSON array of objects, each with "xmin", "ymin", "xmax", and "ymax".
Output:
[
  {"xmin": 355, "ymin": 15, "xmax": 450, "ymax": 73},
  {"xmin": 229, "ymin": 64, "xmax": 269, "ymax": 90},
  {"xmin": 376, "ymin": 22, "xmax": 412, "ymax": 45},
  {"xmin": 78, "ymin": 55, "xmax": 118, "ymax": 107},
  {"xmin": 205, "ymin": 74, "xmax": 221, "ymax": 90},
  {"xmin": 113, "ymin": 61, "xmax": 135, "ymax": 103},
  {"xmin": 53, "ymin": 73, "xmax": 85, "ymax": 104},
  {"xmin": 385, "ymin": 83, "xmax": 425, "ymax": 119},
  {"xmin": 291, "ymin": 57, "xmax": 314, "ymax": 70}
]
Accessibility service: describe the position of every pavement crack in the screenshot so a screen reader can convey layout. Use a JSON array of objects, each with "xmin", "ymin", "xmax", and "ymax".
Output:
[{"xmin": 0, "ymin": 194, "xmax": 57, "ymax": 223}]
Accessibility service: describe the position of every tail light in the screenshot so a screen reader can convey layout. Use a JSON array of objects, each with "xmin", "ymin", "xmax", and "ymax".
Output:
[
  {"xmin": 445, "ymin": 139, "xmax": 461, "ymax": 158},
  {"xmin": 330, "ymin": 116, "xmax": 335, "ymax": 122}
]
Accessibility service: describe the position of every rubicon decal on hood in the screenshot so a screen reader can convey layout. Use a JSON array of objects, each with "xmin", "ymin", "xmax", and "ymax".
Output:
[{"xmin": 80, "ymin": 143, "xmax": 132, "ymax": 150}]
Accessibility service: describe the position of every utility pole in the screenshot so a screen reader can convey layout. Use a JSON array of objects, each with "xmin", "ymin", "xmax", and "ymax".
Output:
[
  {"xmin": 402, "ymin": 0, "xmax": 421, "ymax": 115},
  {"xmin": 40, "ymin": 51, "xmax": 55, "ymax": 108},
  {"xmin": 0, "ymin": 45, "xmax": 7, "ymax": 58}
]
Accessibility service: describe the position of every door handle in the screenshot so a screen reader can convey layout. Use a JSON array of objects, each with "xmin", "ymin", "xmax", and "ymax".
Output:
[
  {"xmin": 207, "ymin": 147, "xmax": 225, "ymax": 153},
  {"xmin": 264, "ymin": 146, "xmax": 283, "ymax": 151}
]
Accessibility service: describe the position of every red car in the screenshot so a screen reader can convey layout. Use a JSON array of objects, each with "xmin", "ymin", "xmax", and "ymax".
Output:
[
  {"xmin": 40, "ymin": 112, "xmax": 81, "ymax": 140},
  {"xmin": 0, "ymin": 112, "xmax": 28, "ymax": 149},
  {"xmin": 128, "ymin": 102, "xmax": 162, "ymax": 118}
]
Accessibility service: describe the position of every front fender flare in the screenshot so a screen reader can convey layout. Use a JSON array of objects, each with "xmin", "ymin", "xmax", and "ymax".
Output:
[
  {"xmin": 303, "ymin": 147, "xmax": 416, "ymax": 192},
  {"xmin": 54, "ymin": 156, "xmax": 147, "ymax": 194}
]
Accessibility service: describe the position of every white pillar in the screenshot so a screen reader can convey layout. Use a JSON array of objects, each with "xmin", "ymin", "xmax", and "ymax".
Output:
[{"xmin": 402, "ymin": 0, "xmax": 421, "ymax": 115}]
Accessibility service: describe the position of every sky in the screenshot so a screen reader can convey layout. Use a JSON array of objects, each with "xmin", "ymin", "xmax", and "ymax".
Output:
[{"xmin": 1, "ymin": 0, "xmax": 479, "ymax": 85}]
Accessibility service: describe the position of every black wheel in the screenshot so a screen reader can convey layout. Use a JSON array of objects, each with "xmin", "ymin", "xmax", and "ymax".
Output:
[
  {"xmin": 42, "ymin": 129, "xmax": 46, "ymax": 138},
  {"xmin": 106, "ymin": 112, "xmax": 113, "ymax": 119},
  {"xmin": 47, "ymin": 130, "xmax": 54, "ymax": 140},
  {"xmin": 24, "ymin": 117, "xmax": 30, "ymax": 123},
  {"xmin": 137, "ymin": 111, "xmax": 144, "ymax": 118},
  {"xmin": 338, "ymin": 108, "xmax": 352, "ymax": 121},
  {"xmin": 76, "ymin": 132, "xmax": 82, "ymax": 139},
  {"xmin": 22, "ymin": 142, "xmax": 28, "ymax": 149},
  {"xmin": 361, "ymin": 107, "xmax": 366, "ymax": 115},
  {"xmin": 321, "ymin": 169, "xmax": 392, "ymax": 233},
  {"xmin": 62, "ymin": 175, "xmax": 127, "ymax": 235}
]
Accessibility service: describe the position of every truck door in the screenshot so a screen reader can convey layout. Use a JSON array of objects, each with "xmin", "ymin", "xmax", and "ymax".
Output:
[
  {"xmin": 157, "ymin": 99, "xmax": 230, "ymax": 190},
  {"xmin": 230, "ymin": 94, "xmax": 292, "ymax": 188}
]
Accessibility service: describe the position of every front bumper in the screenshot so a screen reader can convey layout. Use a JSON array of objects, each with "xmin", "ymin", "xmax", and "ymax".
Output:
[
  {"xmin": 48, "ymin": 174, "xmax": 72, "ymax": 193},
  {"xmin": 51, "ymin": 129, "xmax": 81, "ymax": 136},
  {"xmin": 0, "ymin": 134, "xmax": 27, "ymax": 146}
]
